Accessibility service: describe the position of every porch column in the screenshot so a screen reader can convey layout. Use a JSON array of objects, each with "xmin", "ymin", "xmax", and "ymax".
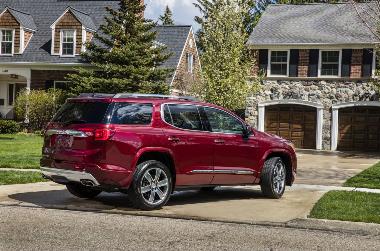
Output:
[{"xmin": 25, "ymin": 77, "xmax": 31, "ymax": 123}]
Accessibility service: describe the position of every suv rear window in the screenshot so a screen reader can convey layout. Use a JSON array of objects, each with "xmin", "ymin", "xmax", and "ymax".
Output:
[
  {"xmin": 110, "ymin": 103, "xmax": 153, "ymax": 125},
  {"xmin": 53, "ymin": 101, "xmax": 110, "ymax": 125}
]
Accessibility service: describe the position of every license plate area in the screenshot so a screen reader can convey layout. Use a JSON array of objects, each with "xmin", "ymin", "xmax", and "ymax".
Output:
[{"xmin": 55, "ymin": 135, "xmax": 74, "ymax": 149}]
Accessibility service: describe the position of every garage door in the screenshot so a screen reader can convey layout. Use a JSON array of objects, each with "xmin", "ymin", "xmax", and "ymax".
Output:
[
  {"xmin": 265, "ymin": 105, "xmax": 317, "ymax": 149},
  {"xmin": 338, "ymin": 106, "xmax": 380, "ymax": 152}
]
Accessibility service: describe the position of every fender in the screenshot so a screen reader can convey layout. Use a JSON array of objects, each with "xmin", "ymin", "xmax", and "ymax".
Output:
[
  {"xmin": 259, "ymin": 147, "xmax": 294, "ymax": 172},
  {"xmin": 131, "ymin": 147, "xmax": 176, "ymax": 171}
]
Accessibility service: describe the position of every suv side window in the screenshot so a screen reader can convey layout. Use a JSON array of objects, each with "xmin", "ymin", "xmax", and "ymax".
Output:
[
  {"xmin": 111, "ymin": 103, "xmax": 153, "ymax": 125},
  {"xmin": 203, "ymin": 107, "xmax": 244, "ymax": 134},
  {"xmin": 163, "ymin": 104, "xmax": 203, "ymax": 131}
]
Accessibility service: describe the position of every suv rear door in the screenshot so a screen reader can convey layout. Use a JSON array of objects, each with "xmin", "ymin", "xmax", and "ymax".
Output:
[
  {"xmin": 201, "ymin": 106, "xmax": 259, "ymax": 185},
  {"xmin": 161, "ymin": 104, "xmax": 214, "ymax": 186}
]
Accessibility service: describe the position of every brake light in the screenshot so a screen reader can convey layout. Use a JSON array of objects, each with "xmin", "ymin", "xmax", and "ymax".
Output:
[{"xmin": 94, "ymin": 128, "xmax": 114, "ymax": 141}]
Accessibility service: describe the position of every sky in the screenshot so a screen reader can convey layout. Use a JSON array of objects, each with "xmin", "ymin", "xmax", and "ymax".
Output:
[{"xmin": 145, "ymin": 0, "xmax": 201, "ymax": 29}]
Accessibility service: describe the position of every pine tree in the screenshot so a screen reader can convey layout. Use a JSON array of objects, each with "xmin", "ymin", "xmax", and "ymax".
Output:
[
  {"xmin": 193, "ymin": 0, "xmax": 257, "ymax": 110},
  {"xmin": 67, "ymin": 0, "xmax": 172, "ymax": 95},
  {"xmin": 159, "ymin": 6, "xmax": 174, "ymax": 25}
]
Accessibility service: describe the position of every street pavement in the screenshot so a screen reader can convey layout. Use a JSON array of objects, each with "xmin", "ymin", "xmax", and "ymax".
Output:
[
  {"xmin": 0, "ymin": 206, "xmax": 379, "ymax": 251},
  {"xmin": 0, "ymin": 151, "xmax": 379, "ymax": 250}
]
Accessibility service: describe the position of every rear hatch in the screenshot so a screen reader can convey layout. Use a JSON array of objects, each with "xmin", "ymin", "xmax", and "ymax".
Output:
[{"xmin": 43, "ymin": 99, "xmax": 114, "ymax": 164}]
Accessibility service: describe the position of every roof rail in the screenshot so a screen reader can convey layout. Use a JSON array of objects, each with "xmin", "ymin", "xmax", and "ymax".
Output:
[
  {"xmin": 77, "ymin": 93, "xmax": 115, "ymax": 98},
  {"xmin": 113, "ymin": 93, "xmax": 198, "ymax": 101}
]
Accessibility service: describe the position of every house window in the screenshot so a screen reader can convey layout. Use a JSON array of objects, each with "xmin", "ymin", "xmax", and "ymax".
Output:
[
  {"xmin": 54, "ymin": 81, "xmax": 70, "ymax": 90},
  {"xmin": 320, "ymin": 50, "xmax": 341, "ymax": 77},
  {"xmin": 0, "ymin": 30, "xmax": 13, "ymax": 55},
  {"xmin": 269, "ymin": 50, "xmax": 288, "ymax": 76},
  {"xmin": 187, "ymin": 53, "xmax": 194, "ymax": 73},
  {"xmin": 61, "ymin": 30, "xmax": 75, "ymax": 56}
]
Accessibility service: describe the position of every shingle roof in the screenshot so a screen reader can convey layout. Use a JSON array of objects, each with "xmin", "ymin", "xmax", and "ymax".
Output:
[
  {"xmin": 154, "ymin": 25, "xmax": 191, "ymax": 68},
  {"xmin": 247, "ymin": 3, "xmax": 380, "ymax": 46},
  {"xmin": 0, "ymin": 0, "xmax": 192, "ymax": 67},
  {"xmin": 66, "ymin": 7, "xmax": 97, "ymax": 31},
  {"xmin": 6, "ymin": 7, "xmax": 37, "ymax": 31}
]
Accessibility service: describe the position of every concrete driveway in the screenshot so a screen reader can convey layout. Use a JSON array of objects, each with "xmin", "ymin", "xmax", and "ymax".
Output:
[{"xmin": 0, "ymin": 151, "xmax": 378, "ymax": 224}]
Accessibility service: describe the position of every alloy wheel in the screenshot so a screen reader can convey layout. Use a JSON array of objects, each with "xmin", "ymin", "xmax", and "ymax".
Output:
[
  {"xmin": 272, "ymin": 161, "xmax": 286, "ymax": 194},
  {"xmin": 140, "ymin": 167, "xmax": 170, "ymax": 206}
]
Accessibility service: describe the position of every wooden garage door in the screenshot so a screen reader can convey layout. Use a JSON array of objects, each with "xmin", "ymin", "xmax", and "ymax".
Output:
[
  {"xmin": 338, "ymin": 106, "xmax": 380, "ymax": 152},
  {"xmin": 265, "ymin": 105, "xmax": 317, "ymax": 149}
]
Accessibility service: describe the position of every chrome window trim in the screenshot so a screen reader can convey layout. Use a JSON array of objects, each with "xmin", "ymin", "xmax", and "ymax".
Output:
[
  {"xmin": 160, "ymin": 103, "xmax": 248, "ymax": 136},
  {"xmin": 45, "ymin": 129, "xmax": 88, "ymax": 137},
  {"xmin": 190, "ymin": 169, "xmax": 255, "ymax": 175}
]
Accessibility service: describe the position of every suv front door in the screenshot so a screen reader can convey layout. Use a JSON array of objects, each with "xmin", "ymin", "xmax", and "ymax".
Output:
[{"xmin": 202, "ymin": 107, "xmax": 259, "ymax": 185}]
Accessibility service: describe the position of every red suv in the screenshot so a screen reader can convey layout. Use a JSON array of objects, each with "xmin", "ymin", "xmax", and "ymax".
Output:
[{"xmin": 41, "ymin": 94, "xmax": 297, "ymax": 210}]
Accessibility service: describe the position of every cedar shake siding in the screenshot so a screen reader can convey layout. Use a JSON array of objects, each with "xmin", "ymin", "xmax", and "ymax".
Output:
[
  {"xmin": 24, "ymin": 30, "xmax": 33, "ymax": 48},
  {"xmin": 31, "ymin": 70, "xmax": 75, "ymax": 89},
  {"xmin": 172, "ymin": 30, "xmax": 201, "ymax": 92},
  {"xmin": 0, "ymin": 10, "xmax": 20, "ymax": 54},
  {"xmin": 53, "ymin": 11, "xmax": 82, "ymax": 55}
]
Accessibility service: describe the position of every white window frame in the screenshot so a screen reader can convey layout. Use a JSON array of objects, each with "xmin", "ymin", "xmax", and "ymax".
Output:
[
  {"xmin": 187, "ymin": 53, "xmax": 194, "ymax": 74},
  {"xmin": 0, "ymin": 29, "xmax": 15, "ymax": 56},
  {"xmin": 53, "ymin": 80, "xmax": 71, "ymax": 90},
  {"xmin": 267, "ymin": 50, "xmax": 290, "ymax": 77},
  {"xmin": 318, "ymin": 49, "xmax": 342, "ymax": 78},
  {"xmin": 60, "ymin": 29, "xmax": 76, "ymax": 57}
]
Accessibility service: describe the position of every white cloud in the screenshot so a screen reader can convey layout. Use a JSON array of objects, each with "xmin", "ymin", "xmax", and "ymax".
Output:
[{"xmin": 145, "ymin": 0, "xmax": 200, "ymax": 29}]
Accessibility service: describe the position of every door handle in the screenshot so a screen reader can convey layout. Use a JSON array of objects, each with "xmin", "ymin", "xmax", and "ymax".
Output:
[
  {"xmin": 168, "ymin": 137, "xmax": 181, "ymax": 143},
  {"xmin": 214, "ymin": 139, "xmax": 225, "ymax": 144}
]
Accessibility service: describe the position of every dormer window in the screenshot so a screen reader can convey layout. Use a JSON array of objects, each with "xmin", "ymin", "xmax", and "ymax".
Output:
[
  {"xmin": 51, "ymin": 7, "xmax": 97, "ymax": 57},
  {"xmin": 61, "ymin": 30, "xmax": 75, "ymax": 56},
  {"xmin": 0, "ymin": 29, "xmax": 13, "ymax": 55}
]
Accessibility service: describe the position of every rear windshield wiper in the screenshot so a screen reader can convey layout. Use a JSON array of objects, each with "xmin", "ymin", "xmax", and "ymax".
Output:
[{"xmin": 63, "ymin": 119, "xmax": 87, "ymax": 126}]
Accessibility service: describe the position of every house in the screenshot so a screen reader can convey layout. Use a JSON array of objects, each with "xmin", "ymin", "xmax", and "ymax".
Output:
[
  {"xmin": 0, "ymin": 0, "xmax": 201, "ymax": 119},
  {"xmin": 246, "ymin": 3, "xmax": 380, "ymax": 152}
]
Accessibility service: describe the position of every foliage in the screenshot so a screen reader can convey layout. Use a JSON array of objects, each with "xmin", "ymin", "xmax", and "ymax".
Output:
[
  {"xmin": 67, "ymin": 0, "xmax": 172, "ymax": 95},
  {"xmin": 0, "ymin": 170, "xmax": 47, "ymax": 185},
  {"xmin": 159, "ymin": 5, "xmax": 174, "ymax": 25},
  {"xmin": 14, "ymin": 89, "xmax": 66, "ymax": 132},
  {"xmin": 194, "ymin": 0, "xmax": 258, "ymax": 110},
  {"xmin": 0, "ymin": 120, "xmax": 21, "ymax": 134},
  {"xmin": 344, "ymin": 162, "xmax": 380, "ymax": 189},
  {"xmin": 310, "ymin": 191, "xmax": 380, "ymax": 224},
  {"xmin": 0, "ymin": 134, "xmax": 43, "ymax": 169}
]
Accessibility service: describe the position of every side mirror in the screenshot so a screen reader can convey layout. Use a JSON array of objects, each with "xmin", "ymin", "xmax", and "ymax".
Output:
[{"xmin": 242, "ymin": 125, "xmax": 251, "ymax": 139}]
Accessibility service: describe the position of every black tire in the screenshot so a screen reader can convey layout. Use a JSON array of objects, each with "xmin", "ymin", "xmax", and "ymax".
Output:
[
  {"xmin": 200, "ymin": 186, "xmax": 217, "ymax": 192},
  {"xmin": 260, "ymin": 157, "xmax": 286, "ymax": 199},
  {"xmin": 66, "ymin": 183, "xmax": 101, "ymax": 199},
  {"xmin": 128, "ymin": 160, "xmax": 173, "ymax": 210}
]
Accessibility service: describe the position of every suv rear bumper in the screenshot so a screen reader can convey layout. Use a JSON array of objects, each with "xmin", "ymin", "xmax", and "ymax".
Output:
[{"xmin": 41, "ymin": 167, "xmax": 100, "ymax": 186}]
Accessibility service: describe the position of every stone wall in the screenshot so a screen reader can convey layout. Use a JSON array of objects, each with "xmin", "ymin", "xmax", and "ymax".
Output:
[{"xmin": 246, "ymin": 80, "xmax": 379, "ymax": 150}]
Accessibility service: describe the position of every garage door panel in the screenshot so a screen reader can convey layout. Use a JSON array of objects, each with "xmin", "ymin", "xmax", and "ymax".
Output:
[
  {"xmin": 338, "ymin": 106, "xmax": 380, "ymax": 152},
  {"xmin": 265, "ymin": 105, "xmax": 317, "ymax": 149}
]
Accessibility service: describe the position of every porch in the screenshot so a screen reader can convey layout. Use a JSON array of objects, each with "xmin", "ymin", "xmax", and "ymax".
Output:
[{"xmin": 0, "ymin": 68, "xmax": 30, "ymax": 119}]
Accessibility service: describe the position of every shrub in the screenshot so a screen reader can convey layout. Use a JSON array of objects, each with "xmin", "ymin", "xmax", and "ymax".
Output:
[
  {"xmin": 0, "ymin": 120, "xmax": 21, "ymax": 134},
  {"xmin": 14, "ymin": 89, "xmax": 67, "ymax": 132}
]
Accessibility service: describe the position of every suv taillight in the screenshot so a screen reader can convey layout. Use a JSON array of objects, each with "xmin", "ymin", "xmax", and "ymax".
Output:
[{"xmin": 94, "ymin": 128, "xmax": 114, "ymax": 141}]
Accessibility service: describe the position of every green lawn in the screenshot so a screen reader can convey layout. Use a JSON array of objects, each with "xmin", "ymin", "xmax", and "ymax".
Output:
[
  {"xmin": 344, "ymin": 162, "xmax": 380, "ymax": 189},
  {"xmin": 0, "ymin": 170, "xmax": 47, "ymax": 185},
  {"xmin": 0, "ymin": 134, "xmax": 43, "ymax": 169},
  {"xmin": 309, "ymin": 191, "xmax": 380, "ymax": 224}
]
